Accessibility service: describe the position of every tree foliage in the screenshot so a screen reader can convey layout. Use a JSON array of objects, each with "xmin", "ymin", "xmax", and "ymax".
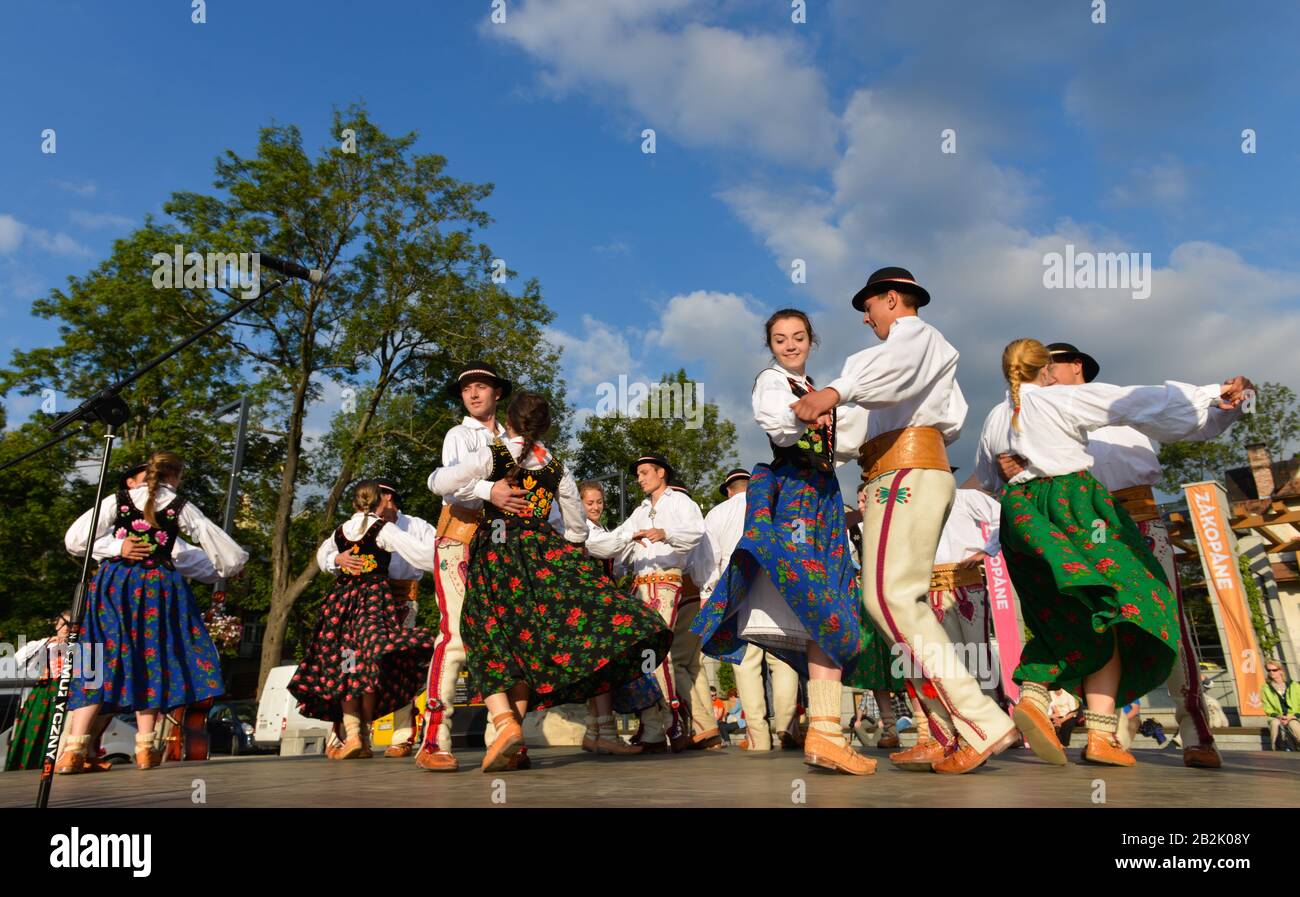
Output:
[
  {"xmin": 1158, "ymin": 382, "xmax": 1300, "ymax": 492},
  {"xmin": 570, "ymin": 370, "xmax": 739, "ymax": 518},
  {"xmin": 0, "ymin": 107, "xmax": 567, "ymax": 694}
]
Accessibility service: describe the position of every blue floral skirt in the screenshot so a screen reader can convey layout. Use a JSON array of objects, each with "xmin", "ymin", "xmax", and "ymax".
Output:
[
  {"xmin": 68, "ymin": 560, "xmax": 224, "ymax": 713},
  {"xmin": 692, "ymin": 461, "xmax": 872, "ymax": 676}
]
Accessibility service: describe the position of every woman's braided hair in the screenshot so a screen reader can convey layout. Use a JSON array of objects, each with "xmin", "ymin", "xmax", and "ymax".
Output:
[
  {"xmin": 506, "ymin": 391, "xmax": 552, "ymax": 483},
  {"xmin": 142, "ymin": 451, "xmax": 184, "ymax": 527},
  {"xmin": 1001, "ymin": 338, "xmax": 1051, "ymax": 432}
]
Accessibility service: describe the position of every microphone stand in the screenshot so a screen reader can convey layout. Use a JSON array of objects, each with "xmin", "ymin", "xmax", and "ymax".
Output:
[{"xmin": 30, "ymin": 277, "xmax": 289, "ymax": 809}]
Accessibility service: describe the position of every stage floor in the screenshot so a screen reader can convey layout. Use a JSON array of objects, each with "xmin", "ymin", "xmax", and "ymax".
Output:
[{"xmin": 5, "ymin": 745, "xmax": 1298, "ymax": 808}]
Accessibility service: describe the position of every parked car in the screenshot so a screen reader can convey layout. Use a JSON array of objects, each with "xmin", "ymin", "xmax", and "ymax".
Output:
[{"xmin": 208, "ymin": 700, "xmax": 259, "ymax": 755}]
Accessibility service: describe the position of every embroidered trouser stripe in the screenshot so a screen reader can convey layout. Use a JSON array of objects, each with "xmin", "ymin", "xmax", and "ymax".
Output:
[
  {"xmin": 1141, "ymin": 518, "xmax": 1214, "ymax": 746},
  {"xmin": 862, "ymin": 467, "xmax": 1013, "ymax": 753},
  {"xmin": 421, "ymin": 540, "xmax": 467, "ymax": 753},
  {"xmin": 636, "ymin": 579, "xmax": 681, "ymax": 742}
]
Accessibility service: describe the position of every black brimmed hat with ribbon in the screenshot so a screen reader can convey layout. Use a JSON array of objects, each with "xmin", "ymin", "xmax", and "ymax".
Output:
[
  {"xmin": 374, "ymin": 476, "xmax": 402, "ymax": 508},
  {"xmin": 628, "ymin": 453, "xmax": 674, "ymax": 482},
  {"xmin": 1046, "ymin": 342, "xmax": 1100, "ymax": 383},
  {"xmin": 851, "ymin": 266, "xmax": 931, "ymax": 311},
  {"xmin": 118, "ymin": 461, "xmax": 148, "ymax": 489},
  {"xmin": 445, "ymin": 361, "xmax": 512, "ymax": 401},
  {"xmin": 718, "ymin": 468, "xmax": 751, "ymax": 498}
]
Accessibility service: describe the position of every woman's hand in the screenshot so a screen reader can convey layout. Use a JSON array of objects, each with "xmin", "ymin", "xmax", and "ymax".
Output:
[
  {"xmin": 957, "ymin": 551, "xmax": 987, "ymax": 568},
  {"xmin": 337, "ymin": 550, "xmax": 364, "ymax": 574},
  {"xmin": 119, "ymin": 536, "xmax": 151, "ymax": 561},
  {"xmin": 632, "ymin": 528, "xmax": 667, "ymax": 543}
]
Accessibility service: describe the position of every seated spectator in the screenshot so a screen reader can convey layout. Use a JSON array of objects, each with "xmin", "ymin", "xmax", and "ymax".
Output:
[
  {"xmin": 720, "ymin": 689, "xmax": 746, "ymax": 741},
  {"xmin": 1263, "ymin": 661, "xmax": 1300, "ymax": 750}
]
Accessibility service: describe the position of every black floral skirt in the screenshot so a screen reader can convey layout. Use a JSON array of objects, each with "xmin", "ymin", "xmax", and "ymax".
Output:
[
  {"xmin": 461, "ymin": 521, "xmax": 673, "ymax": 711},
  {"xmin": 289, "ymin": 573, "xmax": 436, "ymax": 723}
]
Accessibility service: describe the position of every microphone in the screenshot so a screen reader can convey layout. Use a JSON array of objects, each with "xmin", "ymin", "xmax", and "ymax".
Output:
[{"xmin": 257, "ymin": 252, "xmax": 326, "ymax": 285}]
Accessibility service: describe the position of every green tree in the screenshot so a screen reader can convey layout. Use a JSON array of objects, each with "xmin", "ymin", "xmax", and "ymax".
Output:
[
  {"xmin": 1159, "ymin": 382, "xmax": 1300, "ymax": 492},
  {"xmin": 570, "ymin": 370, "xmax": 739, "ymax": 518},
  {"xmin": 0, "ymin": 407, "xmax": 97, "ymax": 641},
  {"xmin": 0, "ymin": 223, "xmax": 252, "ymax": 641},
  {"xmin": 166, "ymin": 106, "xmax": 566, "ymax": 692},
  {"xmin": 715, "ymin": 661, "xmax": 736, "ymax": 696},
  {"xmin": 1, "ymin": 107, "xmax": 568, "ymax": 696}
]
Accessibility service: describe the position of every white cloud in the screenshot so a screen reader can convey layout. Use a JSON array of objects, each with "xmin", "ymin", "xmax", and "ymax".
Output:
[
  {"xmin": 0, "ymin": 215, "xmax": 23, "ymax": 254},
  {"xmin": 51, "ymin": 179, "xmax": 98, "ymax": 197},
  {"xmin": 70, "ymin": 210, "xmax": 135, "ymax": 231},
  {"xmin": 0, "ymin": 213, "xmax": 92, "ymax": 257},
  {"xmin": 1106, "ymin": 155, "xmax": 1191, "ymax": 211},
  {"xmin": 486, "ymin": 0, "xmax": 839, "ymax": 167},
  {"xmin": 543, "ymin": 314, "xmax": 639, "ymax": 397},
  {"xmin": 513, "ymin": 2, "xmax": 1300, "ymax": 475},
  {"xmin": 549, "ymin": 290, "xmax": 779, "ymax": 465}
]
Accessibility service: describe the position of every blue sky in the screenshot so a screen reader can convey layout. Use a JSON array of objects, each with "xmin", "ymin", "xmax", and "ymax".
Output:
[{"xmin": 3, "ymin": 0, "xmax": 1298, "ymax": 483}]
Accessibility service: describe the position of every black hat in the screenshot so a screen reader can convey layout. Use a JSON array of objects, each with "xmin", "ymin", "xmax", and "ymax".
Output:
[
  {"xmin": 119, "ymin": 462, "xmax": 147, "ymax": 490},
  {"xmin": 374, "ymin": 476, "xmax": 402, "ymax": 508},
  {"xmin": 670, "ymin": 484, "xmax": 693, "ymax": 498},
  {"xmin": 1046, "ymin": 342, "xmax": 1100, "ymax": 383},
  {"xmin": 445, "ymin": 361, "xmax": 512, "ymax": 401},
  {"xmin": 718, "ymin": 468, "xmax": 751, "ymax": 498},
  {"xmin": 851, "ymin": 266, "xmax": 931, "ymax": 311},
  {"xmin": 628, "ymin": 453, "xmax": 674, "ymax": 482}
]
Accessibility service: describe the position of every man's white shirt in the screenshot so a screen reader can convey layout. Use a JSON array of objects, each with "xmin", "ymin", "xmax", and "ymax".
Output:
[{"xmin": 586, "ymin": 488, "xmax": 705, "ymax": 576}]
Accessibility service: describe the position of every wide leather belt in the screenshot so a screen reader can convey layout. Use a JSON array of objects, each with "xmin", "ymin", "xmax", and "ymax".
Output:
[
  {"xmin": 389, "ymin": 579, "xmax": 420, "ymax": 602},
  {"xmin": 859, "ymin": 426, "xmax": 950, "ymax": 483},
  {"xmin": 633, "ymin": 570, "xmax": 683, "ymax": 587},
  {"xmin": 1112, "ymin": 484, "xmax": 1158, "ymax": 522},
  {"xmin": 436, "ymin": 503, "xmax": 482, "ymax": 544},
  {"xmin": 930, "ymin": 562, "xmax": 985, "ymax": 592}
]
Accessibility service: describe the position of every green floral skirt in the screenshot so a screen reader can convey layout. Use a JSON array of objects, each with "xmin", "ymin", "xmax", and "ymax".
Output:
[
  {"xmin": 4, "ymin": 680, "xmax": 55, "ymax": 771},
  {"xmin": 843, "ymin": 579, "xmax": 905, "ymax": 692},
  {"xmin": 999, "ymin": 471, "xmax": 1177, "ymax": 704},
  {"xmin": 461, "ymin": 520, "xmax": 673, "ymax": 711}
]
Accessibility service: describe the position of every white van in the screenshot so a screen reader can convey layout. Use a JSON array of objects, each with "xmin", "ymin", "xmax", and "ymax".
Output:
[{"xmin": 254, "ymin": 664, "xmax": 331, "ymax": 752}]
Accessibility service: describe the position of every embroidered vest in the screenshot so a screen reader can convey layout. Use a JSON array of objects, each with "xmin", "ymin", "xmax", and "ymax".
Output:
[
  {"xmin": 769, "ymin": 376, "xmax": 836, "ymax": 473},
  {"xmin": 111, "ymin": 489, "xmax": 189, "ymax": 569},
  {"xmin": 481, "ymin": 442, "xmax": 564, "ymax": 524},
  {"xmin": 334, "ymin": 517, "xmax": 392, "ymax": 578}
]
